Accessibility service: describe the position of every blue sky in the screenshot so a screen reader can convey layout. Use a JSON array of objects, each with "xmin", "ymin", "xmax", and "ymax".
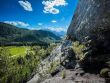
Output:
[{"xmin": 0, "ymin": 0, "xmax": 78, "ymax": 32}]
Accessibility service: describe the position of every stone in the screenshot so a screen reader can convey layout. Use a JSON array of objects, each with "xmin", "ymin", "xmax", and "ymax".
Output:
[{"xmin": 67, "ymin": 0, "xmax": 110, "ymax": 65}]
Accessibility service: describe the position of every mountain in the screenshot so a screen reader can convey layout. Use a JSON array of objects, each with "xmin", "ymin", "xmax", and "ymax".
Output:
[
  {"xmin": 51, "ymin": 31, "xmax": 66, "ymax": 38},
  {"xmin": 0, "ymin": 22, "xmax": 61, "ymax": 45},
  {"xmin": 42, "ymin": 29, "xmax": 66, "ymax": 37}
]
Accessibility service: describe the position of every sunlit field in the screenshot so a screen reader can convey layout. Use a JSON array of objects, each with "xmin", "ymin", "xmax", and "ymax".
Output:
[
  {"xmin": 9, "ymin": 46, "xmax": 29, "ymax": 57},
  {"xmin": 0, "ymin": 46, "xmax": 30, "ymax": 57}
]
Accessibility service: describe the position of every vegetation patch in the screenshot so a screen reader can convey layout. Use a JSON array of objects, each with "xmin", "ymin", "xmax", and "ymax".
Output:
[
  {"xmin": 100, "ymin": 68, "xmax": 110, "ymax": 78},
  {"xmin": 72, "ymin": 41, "xmax": 86, "ymax": 60},
  {"xmin": 61, "ymin": 70, "xmax": 66, "ymax": 79},
  {"xmin": 48, "ymin": 61, "xmax": 60, "ymax": 74},
  {"xmin": 8, "ymin": 46, "xmax": 29, "ymax": 57},
  {"xmin": 0, "ymin": 44, "xmax": 56, "ymax": 83}
]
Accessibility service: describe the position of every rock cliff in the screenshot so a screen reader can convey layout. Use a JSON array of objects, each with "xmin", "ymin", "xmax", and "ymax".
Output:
[
  {"xmin": 67, "ymin": 0, "xmax": 110, "ymax": 50},
  {"xmin": 67, "ymin": 0, "xmax": 110, "ymax": 64}
]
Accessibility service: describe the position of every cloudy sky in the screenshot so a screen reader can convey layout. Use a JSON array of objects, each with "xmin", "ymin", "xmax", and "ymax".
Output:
[{"xmin": 0, "ymin": 0, "xmax": 78, "ymax": 32}]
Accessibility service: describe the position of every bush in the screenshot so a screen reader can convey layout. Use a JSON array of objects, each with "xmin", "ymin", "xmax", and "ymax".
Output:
[
  {"xmin": 72, "ymin": 41, "xmax": 86, "ymax": 60},
  {"xmin": 100, "ymin": 68, "xmax": 110, "ymax": 77},
  {"xmin": 17, "ymin": 56, "xmax": 25, "ymax": 65},
  {"xmin": 61, "ymin": 70, "xmax": 66, "ymax": 79}
]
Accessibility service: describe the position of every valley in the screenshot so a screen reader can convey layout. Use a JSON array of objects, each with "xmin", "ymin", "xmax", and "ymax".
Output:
[{"xmin": 0, "ymin": 0, "xmax": 110, "ymax": 83}]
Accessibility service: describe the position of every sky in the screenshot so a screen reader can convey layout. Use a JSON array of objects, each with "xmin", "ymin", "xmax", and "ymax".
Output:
[{"xmin": 0, "ymin": 0, "xmax": 79, "ymax": 32}]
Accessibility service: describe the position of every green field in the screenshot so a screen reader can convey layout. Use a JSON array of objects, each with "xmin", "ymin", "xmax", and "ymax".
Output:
[
  {"xmin": 0, "ymin": 46, "xmax": 30, "ymax": 57},
  {"xmin": 9, "ymin": 46, "xmax": 29, "ymax": 57}
]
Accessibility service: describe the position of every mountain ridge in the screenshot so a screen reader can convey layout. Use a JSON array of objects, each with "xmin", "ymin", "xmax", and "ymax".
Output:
[{"xmin": 0, "ymin": 22, "xmax": 61, "ymax": 45}]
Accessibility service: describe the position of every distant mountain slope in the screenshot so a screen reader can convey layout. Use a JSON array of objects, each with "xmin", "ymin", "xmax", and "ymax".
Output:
[
  {"xmin": 42, "ymin": 29, "xmax": 66, "ymax": 37},
  {"xmin": 52, "ymin": 31, "xmax": 66, "ymax": 37},
  {"xmin": 0, "ymin": 22, "xmax": 61, "ymax": 45}
]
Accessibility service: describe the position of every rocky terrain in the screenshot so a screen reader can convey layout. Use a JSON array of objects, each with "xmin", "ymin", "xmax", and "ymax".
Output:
[
  {"xmin": 27, "ymin": 41, "xmax": 74, "ymax": 83},
  {"xmin": 27, "ymin": 39, "xmax": 106, "ymax": 83},
  {"xmin": 27, "ymin": 0, "xmax": 110, "ymax": 83},
  {"xmin": 67, "ymin": 0, "xmax": 110, "ymax": 62}
]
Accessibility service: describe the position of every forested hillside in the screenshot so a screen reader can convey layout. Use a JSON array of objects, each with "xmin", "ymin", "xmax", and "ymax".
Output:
[{"xmin": 0, "ymin": 22, "xmax": 61, "ymax": 46}]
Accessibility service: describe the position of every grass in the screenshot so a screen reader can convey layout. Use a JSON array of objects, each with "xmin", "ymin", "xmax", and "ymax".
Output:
[
  {"xmin": 9, "ymin": 46, "xmax": 27, "ymax": 57},
  {"xmin": 1, "ymin": 46, "xmax": 30, "ymax": 57}
]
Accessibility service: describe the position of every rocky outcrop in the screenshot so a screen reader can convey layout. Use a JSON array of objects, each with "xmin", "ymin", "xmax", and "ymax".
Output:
[
  {"xmin": 67, "ymin": 0, "xmax": 110, "ymax": 65},
  {"xmin": 27, "ymin": 40, "xmax": 107, "ymax": 83},
  {"xmin": 27, "ymin": 40, "xmax": 76, "ymax": 83}
]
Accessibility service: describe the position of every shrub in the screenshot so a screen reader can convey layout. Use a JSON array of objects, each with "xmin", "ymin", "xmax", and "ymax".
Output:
[
  {"xmin": 61, "ymin": 70, "xmax": 66, "ymax": 79},
  {"xmin": 72, "ymin": 41, "xmax": 86, "ymax": 60},
  {"xmin": 100, "ymin": 68, "xmax": 110, "ymax": 77},
  {"xmin": 17, "ymin": 56, "xmax": 25, "ymax": 65}
]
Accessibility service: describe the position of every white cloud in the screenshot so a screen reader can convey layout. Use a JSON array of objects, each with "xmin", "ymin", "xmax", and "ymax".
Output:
[
  {"xmin": 51, "ymin": 20, "xmax": 57, "ymax": 23},
  {"xmin": 43, "ymin": 7, "xmax": 59, "ymax": 14},
  {"xmin": 18, "ymin": 0, "xmax": 33, "ymax": 11},
  {"xmin": 42, "ymin": 0, "xmax": 68, "ymax": 14},
  {"xmin": 4, "ymin": 21, "xmax": 29, "ymax": 27},
  {"xmin": 47, "ymin": 27, "xmax": 67, "ymax": 32},
  {"xmin": 38, "ymin": 23, "xmax": 43, "ymax": 26},
  {"xmin": 28, "ymin": 26, "xmax": 67, "ymax": 32}
]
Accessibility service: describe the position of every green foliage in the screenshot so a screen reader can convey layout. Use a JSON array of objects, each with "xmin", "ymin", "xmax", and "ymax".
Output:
[
  {"xmin": 9, "ymin": 46, "xmax": 28, "ymax": 57},
  {"xmin": 61, "ymin": 70, "xmax": 66, "ymax": 79},
  {"xmin": 0, "ymin": 44, "xmax": 56, "ymax": 83},
  {"xmin": 47, "ymin": 61, "xmax": 60, "ymax": 74},
  {"xmin": 72, "ymin": 41, "xmax": 86, "ymax": 60},
  {"xmin": 100, "ymin": 68, "xmax": 110, "ymax": 77},
  {"xmin": 0, "ymin": 22, "xmax": 61, "ymax": 45}
]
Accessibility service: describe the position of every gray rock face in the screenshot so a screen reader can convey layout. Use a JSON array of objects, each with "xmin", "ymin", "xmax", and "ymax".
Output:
[
  {"xmin": 27, "ymin": 40, "xmax": 76, "ymax": 83},
  {"xmin": 67, "ymin": 0, "xmax": 110, "ymax": 53}
]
